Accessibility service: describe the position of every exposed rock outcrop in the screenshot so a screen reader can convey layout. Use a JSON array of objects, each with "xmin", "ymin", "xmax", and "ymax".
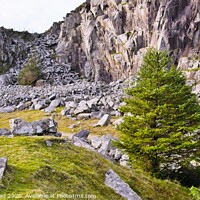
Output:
[
  {"xmin": 72, "ymin": 132, "xmax": 129, "ymax": 166},
  {"xmin": 0, "ymin": 27, "xmax": 34, "ymax": 74},
  {"xmin": 56, "ymin": 0, "xmax": 200, "ymax": 82},
  {"xmin": 105, "ymin": 169, "xmax": 142, "ymax": 200},
  {"xmin": 9, "ymin": 118, "xmax": 60, "ymax": 136}
]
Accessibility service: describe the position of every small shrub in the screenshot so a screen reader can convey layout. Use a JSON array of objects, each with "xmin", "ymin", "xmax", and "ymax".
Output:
[
  {"xmin": 18, "ymin": 57, "xmax": 41, "ymax": 85},
  {"xmin": 190, "ymin": 186, "xmax": 200, "ymax": 200}
]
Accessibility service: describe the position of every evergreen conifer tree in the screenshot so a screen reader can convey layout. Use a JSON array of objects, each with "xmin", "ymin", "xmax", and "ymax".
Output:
[{"xmin": 117, "ymin": 49, "xmax": 200, "ymax": 185}]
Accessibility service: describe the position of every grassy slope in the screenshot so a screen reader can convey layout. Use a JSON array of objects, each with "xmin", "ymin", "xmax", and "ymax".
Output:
[
  {"xmin": 0, "ymin": 137, "xmax": 191, "ymax": 200},
  {"xmin": 0, "ymin": 110, "xmax": 192, "ymax": 199}
]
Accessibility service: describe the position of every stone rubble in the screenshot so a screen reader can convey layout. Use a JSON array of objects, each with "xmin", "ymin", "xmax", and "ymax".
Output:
[
  {"xmin": 97, "ymin": 134, "xmax": 113, "ymax": 156},
  {"xmin": 0, "ymin": 22, "xmax": 80, "ymax": 86},
  {"xmin": 0, "ymin": 79, "xmax": 130, "ymax": 119},
  {"xmin": 71, "ymin": 131, "xmax": 129, "ymax": 167},
  {"xmin": 0, "ymin": 106, "xmax": 15, "ymax": 113}
]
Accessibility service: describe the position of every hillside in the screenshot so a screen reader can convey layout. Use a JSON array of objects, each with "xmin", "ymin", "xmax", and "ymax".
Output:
[
  {"xmin": 0, "ymin": 135, "xmax": 192, "ymax": 200},
  {"xmin": 0, "ymin": 109, "xmax": 194, "ymax": 199},
  {"xmin": 0, "ymin": 0, "xmax": 200, "ymax": 199}
]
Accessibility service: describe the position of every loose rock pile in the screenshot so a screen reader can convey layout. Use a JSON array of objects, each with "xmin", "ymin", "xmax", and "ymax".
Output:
[
  {"xmin": 71, "ymin": 130, "xmax": 129, "ymax": 167},
  {"xmin": 0, "ymin": 23, "xmax": 77, "ymax": 86},
  {"xmin": 0, "ymin": 79, "xmax": 130, "ymax": 119}
]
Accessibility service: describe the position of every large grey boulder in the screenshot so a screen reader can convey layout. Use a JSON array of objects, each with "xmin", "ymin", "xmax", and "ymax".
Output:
[
  {"xmin": 65, "ymin": 101, "xmax": 77, "ymax": 109},
  {"xmin": 0, "ymin": 74, "xmax": 16, "ymax": 86},
  {"xmin": 16, "ymin": 102, "xmax": 31, "ymax": 111},
  {"xmin": 9, "ymin": 118, "xmax": 59, "ymax": 136},
  {"xmin": 77, "ymin": 113, "xmax": 91, "ymax": 120},
  {"xmin": 74, "ymin": 100, "xmax": 90, "ymax": 115},
  {"xmin": 120, "ymin": 154, "xmax": 130, "ymax": 167},
  {"xmin": 61, "ymin": 101, "xmax": 78, "ymax": 116},
  {"xmin": 98, "ymin": 135, "xmax": 113, "ymax": 156},
  {"xmin": 0, "ymin": 128, "xmax": 11, "ymax": 136},
  {"xmin": 46, "ymin": 140, "xmax": 53, "ymax": 147},
  {"xmin": 49, "ymin": 99, "xmax": 61, "ymax": 108},
  {"xmin": 114, "ymin": 149, "xmax": 123, "ymax": 160},
  {"xmin": 87, "ymin": 98, "xmax": 99, "ymax": 109},
  {"xmin": 72, "ymin": 129, "xmax": 90, "ymax": 140},
  {"xmin": 0, "ymin": 157, "xmax": 7, "ymax": 181},
  {"xmin": 10, "ymin": 118, "xmax": 33, "ymax": 135},
  {"xmin": 105, "ymin": 169, "xmax": 141, "ymax": 200},
  {"xmin": 43, "ymin": 97, "xmax": 61, "ymax": 113},
  {"xmin": 72, "ymin": 137, "xmax": 94, "ymax": 151},
  {"xmin": 34, "ymin": 100, "xmax": 50, "ymax": 110},
  {"xmin": 113, "ymin": 118, "xmax": 124, "ymax": 127},
  {"xmin": 43, "ymin": 106, "xmax": 56, "ymax": 113},
  {"xmin": 0, "ymin": 106, "xmax": 15, "ymax": 113},
  {"xmin": 106, "ymin": 98, "xmax": 115, "ymax": 108},
  {"xmin": 94, "ymin": 114, "xmax": 110, "ymax": 127}
]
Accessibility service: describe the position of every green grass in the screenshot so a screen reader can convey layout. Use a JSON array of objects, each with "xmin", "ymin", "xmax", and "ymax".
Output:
[
  {"xmin": 0, "ymin": 110, "xmax": 47, "ymax": 129},
  {"xmin": 0, "ymin": 137, "xmax": 192, "ymax": 200},
  {"xmin": 0, "ymin": 110, "xmax": 193, "ymax": 199},
  {"xmin": 0, "ymin": 110, "xmax": 119, "ymax": 137}
]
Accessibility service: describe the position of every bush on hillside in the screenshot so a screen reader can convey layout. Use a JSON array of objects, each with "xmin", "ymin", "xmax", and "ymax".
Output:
[
  {"xmin": 18, "ymin": 57, "xmax": 41, "ymax": 85},
  {"xmin": 190, "ymin": 186, "xmax": 200, "ymax": 200}
]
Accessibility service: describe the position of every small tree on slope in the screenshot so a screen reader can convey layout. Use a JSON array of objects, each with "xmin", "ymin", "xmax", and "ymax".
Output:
[
  {"xmin": 117, "ymin": 49, "xmax": 200, "ymax": 186},
  {"xmin": 18, "ymin": 56, "xmax": 41, "ymax": 85}
]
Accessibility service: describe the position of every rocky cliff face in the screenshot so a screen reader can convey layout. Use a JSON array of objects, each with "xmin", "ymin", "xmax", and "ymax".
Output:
[
  {"xmin": 0, "ymin": 22, "xmax": 81, "ymax": 85},
  {"xmin": 0, "ymin": 0, "xmax": 200, "ymax": 85},
  {"xmin": 56, "ymin": 0, "xmax": 200, "ymax": 83},
  {"xmin": 0, "ymin": 27, "xmax": 34, "ymax": 73}
]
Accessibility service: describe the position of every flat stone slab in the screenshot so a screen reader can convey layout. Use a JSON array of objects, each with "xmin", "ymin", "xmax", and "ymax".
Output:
[
  {"xmin": 0, "ymin": 157, "xmax": 7, "ymax": 180},
  {"xmin": 0, "ymin": 106, "xmax": 15, "ymax": 113},
  {"xmin": 105, "ymin": 169, "xmax": 141, "ymax": 200}
]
